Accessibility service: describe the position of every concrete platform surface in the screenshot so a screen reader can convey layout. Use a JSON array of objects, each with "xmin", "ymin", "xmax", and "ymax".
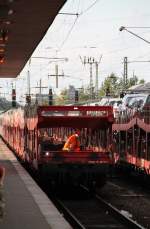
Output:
[{"xmin": 0, "ymin": 139, "xmax": 72, "ymax": 229}]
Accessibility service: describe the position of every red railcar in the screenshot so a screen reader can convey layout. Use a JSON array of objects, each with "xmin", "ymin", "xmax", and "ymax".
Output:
[
  {"xmin": 0, "ymin": 105, "xmax": 114, "ymax": 187},
  {"xmin": 113, "ymin": 106, "xmax": 150, "ymax": 176}
]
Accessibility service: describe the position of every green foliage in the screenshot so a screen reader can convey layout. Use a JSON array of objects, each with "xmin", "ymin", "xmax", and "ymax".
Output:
[
  {"xmin": 79, "ymin": 87, "xmax": 91, "ymax": 101},
  {"xmin": 99, "ymin": 73, "xmax": 146, "ymax": 97},
  {"xmin": 56, "ymin": 75, "xmax": 146, "ymax": 104},
  {"xmin": 99, "ymin": 73, "xmax": 120, "ymax": 97},
  {"xmin": 55, "ymin": 88, "xmax": 68, "ymax": 105},
  {"xmin": 139, "ymin": 79, "xmax": 145, "ymax": 84}
]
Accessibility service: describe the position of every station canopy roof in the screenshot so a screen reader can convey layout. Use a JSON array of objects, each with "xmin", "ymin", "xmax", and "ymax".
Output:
[{"xmin": 0, "ymin": 0, "xmax": 66, "ymax": 78}]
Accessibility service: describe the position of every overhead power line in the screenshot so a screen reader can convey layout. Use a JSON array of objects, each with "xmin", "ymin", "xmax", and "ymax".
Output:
[
  {"xmin": 58, "ymin": 0, "xmax": 101, "ymax": 49},
  {"xmin": 80, "ymin": 0, "xmax": 101, "ymax": 15},
  {"xmin": 59, "ymin": 16, "xmax": 79, "ymax": 50}
]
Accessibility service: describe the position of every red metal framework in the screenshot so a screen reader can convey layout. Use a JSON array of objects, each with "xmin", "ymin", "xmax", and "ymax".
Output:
[
  {"xmin": 0, "ymin": 105, "xmax": 114, "ymax": 187},
  {"xmin": 36, "ymin": 105, "xmax": 114, "ymax": 129}
]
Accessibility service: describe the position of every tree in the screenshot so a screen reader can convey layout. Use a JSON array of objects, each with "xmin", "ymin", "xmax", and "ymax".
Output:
[
  {"xmin": 55, "ymin": 88, "xmax": 68, "ymax": 105},
  {"xmin": 99, "ymin": 73, "xmax": 120, "ymax": 97},
  {"xmin": 99, "ymin": 72, "xmax": 145, "ymax": 97},
  {"xmin": 79, "ymin": 87, "xmax": 91, "ymax": 102},
  {"xmin": 139, "ymin": 79, "xmax": 145, "ymax": 84}
]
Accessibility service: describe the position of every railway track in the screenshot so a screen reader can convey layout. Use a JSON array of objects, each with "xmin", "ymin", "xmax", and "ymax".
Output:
[
  {"xmin": 97, "ymin": 177, "xmax": 150, "ymax": 229},
  {"xmin": 51, "ymin": 185, "xmax": 145, "ymax": 229}
]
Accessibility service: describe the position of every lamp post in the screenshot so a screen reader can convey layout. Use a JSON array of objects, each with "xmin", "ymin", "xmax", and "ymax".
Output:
[
  {"xmin": 119, "ymin": 26, "xmax": 150, "ymax": 44},
  {"xmin": 119, "ymin": 26, "xmax": 150, "ymax": 91}
]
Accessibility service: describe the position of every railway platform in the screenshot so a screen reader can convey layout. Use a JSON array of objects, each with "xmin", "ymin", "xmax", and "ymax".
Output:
[{"xmin": 0, "ymin": 139, "xmax": 71, "ymax": 229}]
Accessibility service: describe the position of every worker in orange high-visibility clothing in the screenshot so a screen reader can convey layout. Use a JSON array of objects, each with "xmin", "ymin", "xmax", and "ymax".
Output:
[{"xmin": 63, "ymin": 129, "xmax": 81, "ymax": 152}]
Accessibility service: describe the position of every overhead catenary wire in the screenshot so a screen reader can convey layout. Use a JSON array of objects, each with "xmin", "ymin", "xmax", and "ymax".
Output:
[
  {"xmin": 58, "ymin": 0, "xmax": 101, "ymax": 50},
  {"xmin": 79, "ymin": 0, "xmax": 101, "ymax": 16},
  {"xmin": 58, "ymin": 16, "xmax": 79, "ymax": 50},
  {"xmin": 14, "ymin": 0, "xmax": 150, "ymax": 99}
]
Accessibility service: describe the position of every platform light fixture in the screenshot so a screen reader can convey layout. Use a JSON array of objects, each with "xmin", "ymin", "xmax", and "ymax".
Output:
[
  {"xmin": 0, "ymin": 4, "xmax": 14, "ymax": 18},
  {"xmin": 0, "ymin": 47, "xmax": 4, "ymax": 52},
  {"xmin": 0, "ymin": 55, "xmax": 4, "ymax": 63},
  {"xmin": 119, "ymin": 26, "xmax": 150, "ymax": 44},
  {"xmin": 0, "ymin": 43, "xmax": 6, "ymax": 47},
  {"xmin": 0, "ymin": 28, "xmax": 9, "ymax": 42},
  {"xmin": 0, "ymin": 20, "xmax": 12, "ymax": 25}
]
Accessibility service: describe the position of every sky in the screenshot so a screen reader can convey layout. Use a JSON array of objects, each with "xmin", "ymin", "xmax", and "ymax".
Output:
[{"xmin": 1, "ymin": 0, "xmax": 150, "ymax": 102}]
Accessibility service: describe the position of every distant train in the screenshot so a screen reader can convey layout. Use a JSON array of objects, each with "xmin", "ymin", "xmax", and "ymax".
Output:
[{"xmin": 0, "ymin": 105, "xmax": 114, "ymax": 188}]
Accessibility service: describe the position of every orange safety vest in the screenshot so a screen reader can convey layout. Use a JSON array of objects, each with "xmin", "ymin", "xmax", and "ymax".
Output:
[{"xmin": 63, "ymin": 134, "xmax": 80, "ymax": 151}]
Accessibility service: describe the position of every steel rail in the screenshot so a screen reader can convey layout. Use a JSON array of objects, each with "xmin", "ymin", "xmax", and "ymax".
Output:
[
  {"xmin": 81, "ymin": 185, "xmax": 145, "ymax": 229},
  {"xmin": 53, "ymin": 198, "xmax": 86, "ymax": 229},
  {"xmin": 95, "ymin": 193, "xmax": 145, "ymax": 229}
]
